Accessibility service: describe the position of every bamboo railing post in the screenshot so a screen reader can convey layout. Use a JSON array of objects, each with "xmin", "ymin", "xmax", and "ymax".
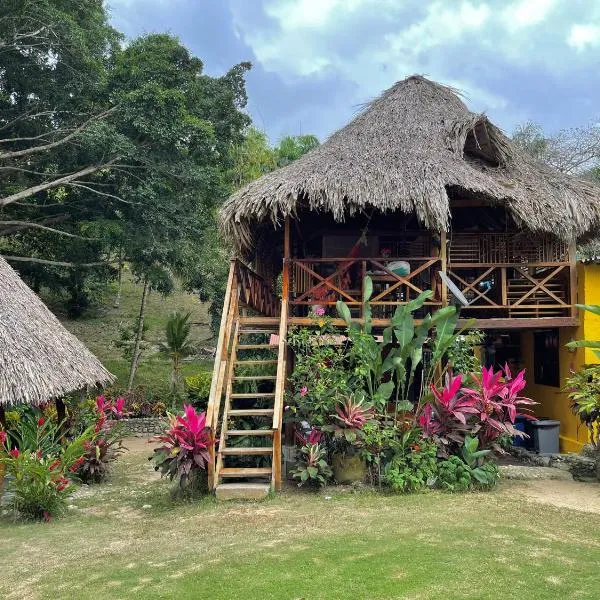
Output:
[
  {"xmin": 206, "ymin": 259, "xmax": 236, "ymax": 490},
  {"xmin": 272, "ymin": 217, "xmax": 290, "ymax": 491}
]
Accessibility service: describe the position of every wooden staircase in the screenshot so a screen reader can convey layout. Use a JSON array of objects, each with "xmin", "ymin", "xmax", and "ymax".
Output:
[{"xmin": 206, "ymin": 259, "xmax": 289, "ymax": 500}]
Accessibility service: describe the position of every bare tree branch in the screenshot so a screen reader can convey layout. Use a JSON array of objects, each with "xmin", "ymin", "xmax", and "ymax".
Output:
[
  {"xmin": 0, "ymin": 220, "xmax": 89, "ymax": 239},
  {"xmin": 0, "ymin": 106, "xmax": 118, "ymax": 161},
  {"xmin": 0, "ymin": 161, "xmax": 117, "ymax": 207},
  {"xmin": 67, "ymin": 182, "xmax": 136, "ymax": 205},
  {"xmin": 1, "ymin": 256, "xmax": 109, "ymax": 268}
]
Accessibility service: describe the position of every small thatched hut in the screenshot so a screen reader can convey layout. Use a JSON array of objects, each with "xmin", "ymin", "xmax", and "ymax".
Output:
[{"xmin": 0, "ymin": 257, "xmax": 113, "ymax": 411}]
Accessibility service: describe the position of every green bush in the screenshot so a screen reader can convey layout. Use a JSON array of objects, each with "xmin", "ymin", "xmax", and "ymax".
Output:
[
  {"xmin": 383, "ymin": 441, "xmax": 438, "ymax": 493},
  {"xmin": 185, "ymin": 371, "xmax": 213, "ymax": 410}
]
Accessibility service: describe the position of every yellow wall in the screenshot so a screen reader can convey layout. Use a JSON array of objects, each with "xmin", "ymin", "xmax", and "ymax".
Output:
[{"xmin": 521, "ymin": 263, "xmax": 600, "ymax": 453}]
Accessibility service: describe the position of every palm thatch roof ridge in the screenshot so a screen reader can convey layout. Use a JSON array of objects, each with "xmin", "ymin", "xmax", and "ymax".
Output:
[
  {"xmin": 221, "ymin": 75, "xmax": 600, "ymax": 254},
  {"xmin": 0, "ymin": 257, "xmax": 114, "ymax": 406}
]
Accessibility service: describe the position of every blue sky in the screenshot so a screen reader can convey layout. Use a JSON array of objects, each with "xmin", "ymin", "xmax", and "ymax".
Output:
[{"xmin": 108, "ymin": 0, "xmax": 600, "ymax": 144}]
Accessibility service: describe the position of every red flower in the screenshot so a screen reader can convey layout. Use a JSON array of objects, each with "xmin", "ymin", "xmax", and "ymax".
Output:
[
  {"xmin": 95, "ymin": 415, "xmax": 106, "ymax": 433},
  {"xmin": 36, "ymin": 450, "xmax": 43, "ymax": 460},
  {"xmin": 411, "ymin": 444, "xmax": 421, "ymax": 452},
  {"xmin": 9, "ymin": 448, "xmax": 20, "ymax": 459},
  {"xmin": 49, "ymin": 459, "xmax": 61, "ymax": 471},
  {"xmin": 0, "ymin": 431, "xmax": 6, "ymax": 446},
  {"xmin": 306, "ymin": 428, "xmax": 322, "ymax": 445},
  {"xmin": 37, "ymin": 416, "xmax": 46, "ymax": 427}
]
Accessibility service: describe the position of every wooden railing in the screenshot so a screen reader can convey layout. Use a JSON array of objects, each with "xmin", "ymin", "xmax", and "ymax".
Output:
[
  {"xmin": 233, "ymin": 259, "xmax": 280, "ymax": 317},
  {"xmin": 290, "ymin": 256, "xmax": 443, "ymax": 318},
  {"xmin": 445, "ymin": 261, "xmax": 574, "ymax": 319}
]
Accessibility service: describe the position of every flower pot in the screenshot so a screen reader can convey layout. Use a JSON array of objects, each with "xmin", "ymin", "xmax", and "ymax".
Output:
[{"xmin": 332, "ymin": 453, "xmax": 366, "ymax": 484}]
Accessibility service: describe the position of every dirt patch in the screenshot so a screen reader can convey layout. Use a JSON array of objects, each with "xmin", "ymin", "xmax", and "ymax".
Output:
[{"xmin": 505, "ymin": 479, "xmax": 600, "ymax": 514}]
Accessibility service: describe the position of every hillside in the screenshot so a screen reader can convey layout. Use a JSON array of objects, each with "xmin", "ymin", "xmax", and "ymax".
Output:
[{"xmin": 48, "ymin": 270, "xmax": 215, "ymax": 395}]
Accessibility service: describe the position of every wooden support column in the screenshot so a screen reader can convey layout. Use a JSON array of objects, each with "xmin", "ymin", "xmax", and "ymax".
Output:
[
  {"xmin": 439, "ymin": 230, "xmax": 448, "ymax": 307},
  {"xmin": 568, "ymin": 242, "xmax": 578, "ymax": 319},
  {"xmin": 272, "ymin": 217, "xmax": 290, "ymax": 491}
]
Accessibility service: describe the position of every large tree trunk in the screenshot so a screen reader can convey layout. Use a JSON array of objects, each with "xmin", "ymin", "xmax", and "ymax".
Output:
[
  {"xmin": 113, "ymin": 251, "xmax": 124, "ymax": 309},
  {"xmin": 127, "ymin": 275, "xmax": 150, "ymax": 389}
]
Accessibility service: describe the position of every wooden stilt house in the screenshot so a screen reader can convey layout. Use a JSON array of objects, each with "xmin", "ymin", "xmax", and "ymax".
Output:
[{"xmin": 209, "ymin": 75, "xmax": 600, "ymax": 495}]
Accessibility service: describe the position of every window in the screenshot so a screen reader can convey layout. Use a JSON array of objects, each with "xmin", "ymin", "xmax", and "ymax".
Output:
[{"xmin": 533, "ymin": 329, "xmax": 560, "ymax": 387}]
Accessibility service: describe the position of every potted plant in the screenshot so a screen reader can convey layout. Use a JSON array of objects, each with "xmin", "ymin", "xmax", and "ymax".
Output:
[{"xmin": 325, "ymin": 395, "xmax": 374, "ymax": 484}]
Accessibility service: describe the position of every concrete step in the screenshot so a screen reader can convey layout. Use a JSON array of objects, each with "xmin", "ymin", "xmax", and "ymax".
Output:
[{"xmin": 215, "ymin": 483, "xmax": 271, "ymax": 501}]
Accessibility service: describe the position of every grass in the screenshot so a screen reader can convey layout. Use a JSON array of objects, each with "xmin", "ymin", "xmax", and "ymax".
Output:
[
  {"xmin": 1, "ymin": 442, "xmax": 600, "ymax": 599},
  {"xmin": 46, "ymin": 269, "xmax": 214, "ymax": 394}
]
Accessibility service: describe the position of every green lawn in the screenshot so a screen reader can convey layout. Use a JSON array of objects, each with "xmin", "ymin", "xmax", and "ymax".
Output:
[
  {"xmin": 47, "ymin": 270, "xmax": 215, "ymax": 394},
  {"xmin": 1, "ymin": 441, "xmax": 600, "ymax": 599}
]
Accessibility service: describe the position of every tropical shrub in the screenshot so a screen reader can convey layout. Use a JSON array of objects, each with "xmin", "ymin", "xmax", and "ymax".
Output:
[
  {"xmin": 383, "ymin": 440, "xmax": 438, "ymax": 493},
  {"xmin": 447, "ymin": 329, "xmax": 485, "ymax": 378},
  {"xmin": 150, "ymin": 404, "xmax": 214, "ymax": 492},
  {"xmin": 76, "ymin": 396, "xmax": 127, "ymax": 484},
  {"xmin": 437, "ymin": 436, "xmax": 499, "ymax": 491},
  {"xmin": 287, "ymin": 316, "xmax": 352, "ymax": 426},
  {"xmin": 0, "ymin": 423, "xmax": 90, "ymax": 521},
  {"xmin": 565, "ymin": 304, "xmax": 600, "ymax": 448},
  {"xmin": 185, "ymin": 371, "xmax": 213, "ymax": 410},
  {"xmin": 565, "ymin": 364, "xmax": 600, "ymax": 448},
  {"xmin": 420, "ymin": 365, "xmax": 535, "ymax": 454},
  {"xmin": 292, "ymin": 441, "xmax": 332, "ymax": 487}
]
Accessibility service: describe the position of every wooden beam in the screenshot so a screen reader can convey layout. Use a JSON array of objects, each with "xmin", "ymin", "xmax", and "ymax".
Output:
[
  {"xmin": 569, "ymin": 242, "xmax": 578, "ymax": 319},
  {"xmin": 440, "ymin": 230, "xmax": 447, "ymax": 307}
]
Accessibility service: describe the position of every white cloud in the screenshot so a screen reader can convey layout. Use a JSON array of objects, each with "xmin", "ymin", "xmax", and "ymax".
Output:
[
  {"xmin": 502, "ymin": 0, "xmax": 556, "ymax": 30},
  {"xmin": 567, "ymin": 24, "xmax": 600, "ymax": 50},
  {"xmin": 264, "ymin": 0, "xmax": 365, "ymax": 29}
]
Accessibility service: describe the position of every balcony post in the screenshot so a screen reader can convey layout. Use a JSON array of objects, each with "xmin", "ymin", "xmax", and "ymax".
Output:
[
  {"xmin": 569, "ymin": 242, "xmax": 578, "ymax": 319},
  {"xmin": 440, "ymin": 230, "xmax": 448, "ymax": 307}
]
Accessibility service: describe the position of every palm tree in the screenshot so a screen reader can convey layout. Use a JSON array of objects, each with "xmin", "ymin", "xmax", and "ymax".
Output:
[{"xmin": 160, "ymin": 311, "xmax": 196, "ymax": 400}]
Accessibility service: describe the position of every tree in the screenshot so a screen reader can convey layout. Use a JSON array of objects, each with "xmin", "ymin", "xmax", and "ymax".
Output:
[
  {"xmin": 513, "ymin": 120, "xmax": 600, "ymax": 175},
  {"xmin": 275, "ymin": 134, "xmax": 320, "ymax": 166},
  {"xmin": 160, "ymin": 311, "xmax": 196, "ymax": 400}
]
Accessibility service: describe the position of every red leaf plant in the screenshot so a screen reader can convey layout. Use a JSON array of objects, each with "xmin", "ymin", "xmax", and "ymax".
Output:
[
  {"xmin": 334, "ymin": 396, "xmax": 375, "ymax": 429},
  {"xmin": 150, "ymin": 404, "xmax": 214, "ymax": 490},
  {"xmin": 420, "ymin": 366, "xmax": 535, "ymax": 454}
]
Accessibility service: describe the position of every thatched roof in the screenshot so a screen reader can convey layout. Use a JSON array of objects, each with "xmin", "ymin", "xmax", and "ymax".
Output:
[
  {"xmin": 221, "ymin": 75, "xmax": 600, "ymax": 254},
  {"xmin": 0, "ymin": 257, "xmax": 114, "ymax": 406}
]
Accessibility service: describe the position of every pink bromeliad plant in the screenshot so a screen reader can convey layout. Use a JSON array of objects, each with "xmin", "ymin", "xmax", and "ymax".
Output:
[
  {"xmin": 420, "ymin": 365, "xmax": 535, "ymax": 455},
  {"xmin": 150, "ymin": 404, "xmax": 214, "ymax": 491}
]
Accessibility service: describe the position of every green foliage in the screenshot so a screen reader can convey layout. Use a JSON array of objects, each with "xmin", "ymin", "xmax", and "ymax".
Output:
[
  {"xmin": 287, "ymin": 317, "xmax": 352, "ymax": 426},
  {"xmin": 336, "ymin": 277, "xmax": 469, "ymax": 411},
  {"xmin": 160, "ymin": 311, "xmax": 196, "ymax": 396},
  {"xmin": 292, "ymin": 443, "xmax": 332, "ymax": 487},
  {"xmin": 275, "ymin": 134, "xmax": 320, "ymax": 166},
  {"xmin": 383, "ymin": 441, "xmax": 438, "ymax": 493},
  {"xmin": 565, "ymin": 364, "xmax": 600, "ymax": 447},
  {"xmin": 185, "ymin": 371, "xmax": 213, "ymax": 410},
  {"xmin": 437, "ymin": 456, "xmax": 473, "ymax": 491},
  {"xmin": 115, "ymin": 318, "xmax": 150, "ymax": 361},
  {"xmin": 447, "ymin": 329, "xmax": 485, "ymax": 377}
]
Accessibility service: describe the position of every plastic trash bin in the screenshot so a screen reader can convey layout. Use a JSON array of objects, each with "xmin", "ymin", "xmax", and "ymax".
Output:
[{"xmin": 531, "ymin": 419, "xmax": 560, "ymax": 455}]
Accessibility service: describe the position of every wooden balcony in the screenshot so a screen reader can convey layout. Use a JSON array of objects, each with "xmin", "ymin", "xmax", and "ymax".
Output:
[{"xmin": 287, "ymin": 254, "xmax": 577, "ymax": 329}]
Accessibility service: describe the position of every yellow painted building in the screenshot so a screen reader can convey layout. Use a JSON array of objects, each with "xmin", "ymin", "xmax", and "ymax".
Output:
[{"xmin": 521, "ymin": 263, "xmax": 600, "ymax": 452}]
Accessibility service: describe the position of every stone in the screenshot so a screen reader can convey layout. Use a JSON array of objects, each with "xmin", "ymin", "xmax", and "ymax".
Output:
[
  {"xmin": 215, "ymin": 483, "xmax": 270, "ymax": 501},
  {"xmin": 142, "ymin": 504, "xmax": 152, "ymax": 509},
  {"xmin": 500, "ymin": 465, "xmax": 573, "ymax": 481}
]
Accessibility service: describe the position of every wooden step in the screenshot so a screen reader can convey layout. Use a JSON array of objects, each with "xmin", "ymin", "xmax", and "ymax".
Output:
[
  {"xmin": 228, "ymin": 409, "xmax": 274, "ymax": 416},
  {"xmin": 237, "ymin": 344, "xmax": 278, "ymax": 350},
  {"xmin": 239, "ymin": 317, "xmax": 280, "ymax": 325},
  {"xmin": 238, "ymin": 329, "xmax": 278, "ymax": 335},
  {"xmin": 221, "ymin": 446, "xmax": 273, "ymax": 456},
  {"xmin": 226, "ymin": 429, "xmax": 274, "ymax": 436},
  {"xmin": 215, "ymin": 483, "xmax": 270, "ymax": 500},
  {"xmin": 220, "ymin": 467, "xmax": 272, "ymax": 478},
  {"xmin": 230, "ymin": 392, "xmax": 275, "ymax": 399},
  {"xmin": 235, "ymin": 359, "xmax": 278, "ymax": 366},
  {"xmin": 233, "ymin": 375, "xmax": 277, "ymax": 381}
]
